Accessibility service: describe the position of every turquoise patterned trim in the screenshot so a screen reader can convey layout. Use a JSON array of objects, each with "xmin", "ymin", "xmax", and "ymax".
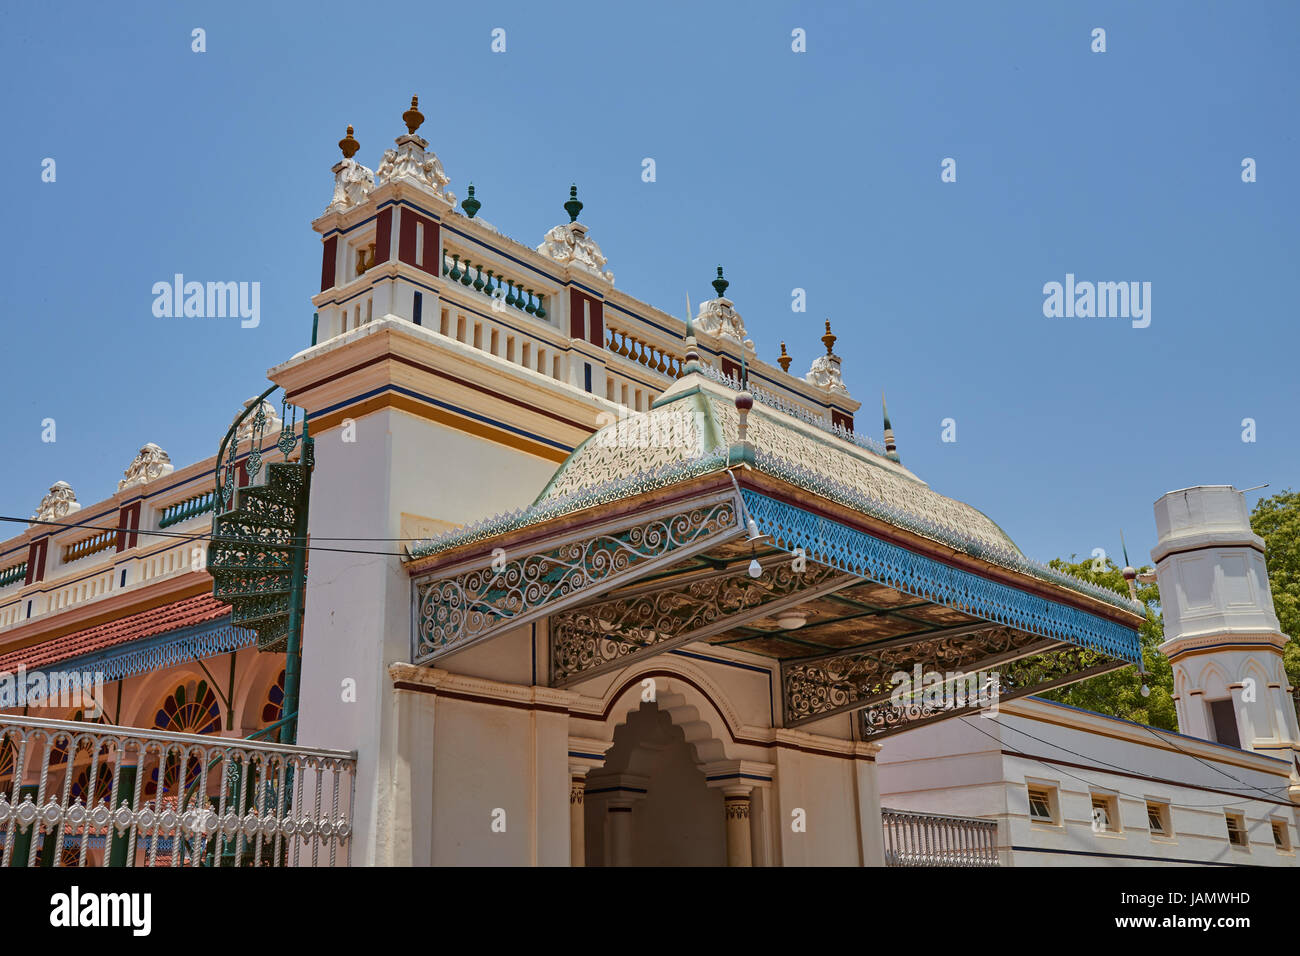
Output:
[{"xmin": 741, "ymin": 490, "xmax": 1141, "ymax": 664}]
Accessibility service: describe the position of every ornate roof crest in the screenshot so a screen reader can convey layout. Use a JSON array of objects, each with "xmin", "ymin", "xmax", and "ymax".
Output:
[
  {"xmin": 374, "ymin": 96, "xmax": 455, "ymax": 204},
  {"xmin": 118, "ymin": 443, "xmax": 175, "ymax": 491},
  {"xmin": 804, "ymin": 319, "xmax": 849, "ymax": 396},
  {"xmin": 326, "ymin": 126, "xmax": 375, "ymax": 214},
  {"xmin": 32, "ymin": 481, "xmax": 80, "ymax": 525},
  {"xmin": 537, "ymin": 186, "xmax": 614, "ymax": 284},
  {"xmin": 694, "ymin": 267, "xmax": 752, "ymax": 349}
]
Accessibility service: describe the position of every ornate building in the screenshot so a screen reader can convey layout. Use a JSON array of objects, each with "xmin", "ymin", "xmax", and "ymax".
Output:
[{"xmin": 0, "ymin": 99, "xmax": 1295, "ymax": 867}]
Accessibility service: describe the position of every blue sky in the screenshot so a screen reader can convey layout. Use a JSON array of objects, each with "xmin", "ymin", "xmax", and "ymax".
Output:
[{"xmin": 2, "ymin": 1, "xmax": 1297, "ymax": 567}]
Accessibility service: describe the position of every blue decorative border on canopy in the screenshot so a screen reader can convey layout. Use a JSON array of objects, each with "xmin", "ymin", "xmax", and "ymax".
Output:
[{"xmin": 741, "ymin": 490, "xmax": 1142, "ymax": 665}]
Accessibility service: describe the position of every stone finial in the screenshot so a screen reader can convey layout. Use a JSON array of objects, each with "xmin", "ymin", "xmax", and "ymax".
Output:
[
  {"xmin": 694, "ymin": 267, "xmax": 752, "ymax": 349},
  {"xmin": 805, "ymin": 319, "xmax": 849, "ymax": 397},
  {"xmin": 374, "ymin": 100, "xmax": 455, "ymax": 205},
  {"xmin": 327, "ymin": 126, "xmax": 375, "ymax": 214},
  {"xmin": 402, "ymin": 95, "xmax": 424, "ymax": 135},
  {"xmin": 461, "ymin": 183, "xmax": 481, "ymax": 219},
  {"xmin": 32, "ymin": 481, "xmax": 81, "ymax": 525},
  {"xmin": 564, "ymin": 185, "xmax": 583, "ymax": 223},
  {"xmin": 778, "ymin": 342, "xmax": 791, "ymax": 372},
  {"xmin": 119, "ymin": 443, "xmax": 175, "ymax": 491},
  {"xmin": 338, "ymin": 125, "xmax": 360, "ymax": 159}
]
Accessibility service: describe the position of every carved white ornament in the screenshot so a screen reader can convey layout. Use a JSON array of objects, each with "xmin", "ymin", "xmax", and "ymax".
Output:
[
  {"xmin": 694, "ymin": 297, "xmax": 752, "ymax": 349},
  {"xmin": 375, "ymin": 134, "xmax": 455, "ymax": 204},
  {"xmin": 32, "ymin": 481, "xmax": 81, "ymax": 524},
  {"xmin": 805, "ymin": 353, "xmax": 849, "ymax": 397},
  {"xmin": 236, "ymin": 400, "xmax": 283, "ymax": 441},
  {"xmin": 536, "ymin": 222, "xmax": 614, "ymax": 285},
  {"xmin": 326, "ymin": 157, "xmax": 375, "ymax": 214},
  {"xmin": 118, "ymin": 443, "xmax": 175, "ymax": 491}
]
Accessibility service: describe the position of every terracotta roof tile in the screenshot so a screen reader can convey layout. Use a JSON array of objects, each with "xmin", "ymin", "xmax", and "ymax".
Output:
[{"xmin": 0, "ymin": 594, "xmax": 231, "ymax": 674}]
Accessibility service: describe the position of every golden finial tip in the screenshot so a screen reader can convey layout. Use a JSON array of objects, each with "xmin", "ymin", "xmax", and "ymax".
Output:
[
  {"xmin": 338, "ymin": 125, "xmax": 360, "ymax": 159},
  {"xmin": 403, "ymin": 95, "xmax": 425, "ymax": 135}
]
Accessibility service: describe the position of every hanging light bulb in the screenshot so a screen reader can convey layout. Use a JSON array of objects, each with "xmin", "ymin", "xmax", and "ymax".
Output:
[
  {"xmin": 1140, "ymin": 683, "xmax": 1151, "ymax": 698},
  {"xmin": 748, "ymin": 557, "xmax": 762, "ymax": 578}
]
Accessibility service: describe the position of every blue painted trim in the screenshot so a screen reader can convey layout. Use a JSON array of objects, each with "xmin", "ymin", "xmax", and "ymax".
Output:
[
  {"xmin": 311, "ymin": 384, "xmax": 574, "ymax": 453},
  {"xmin": 567, "ymin": 751, "xmax": 606, "ymax": 761},
  {"xmin": 668, "ymin": 647, "xmax": 777, "ymax": 725},
  {"xmin": 705, "ymin": 772, "xmax": 773, "ymax": 783},
  {"xmin": 54, "ymin": 616, "xmax": 254, "ymax": 684},
  {"xmin": 742, "ymin": 490, "xmax": 1142, "ymax": 665}
]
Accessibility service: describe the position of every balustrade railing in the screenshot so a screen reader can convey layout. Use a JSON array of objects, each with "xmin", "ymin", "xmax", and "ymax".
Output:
[
  {"xmin": 158, "ymin": 491, "xmax": 216, "ymax": 529},
  {"xmin": 0, "ymin": 715, "xmax": 355, "ymax": 867},
  {"xmin": 881, "ymin": 808, "xmax": 999, "ymax": 866},
  {"xmin": 62, "ymin": 528, "xmax": 117, "ymax": 564},
  {"xmin": 0, "ymin": 563, "xmax": 25, "ymax": 590},
  {"xmin": 605, "ymin": 326, "xmax": 683, "ymax": 379},
  {"xmin": 442, "ymin": 249, "xmax": 547, "ymax": 319}
]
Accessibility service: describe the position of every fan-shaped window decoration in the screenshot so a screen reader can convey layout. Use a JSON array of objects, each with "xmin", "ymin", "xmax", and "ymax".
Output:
[
  {"xmin": 70, "ymin": 762, "xmax": 115, "ymax": 807},
  {"xmin": 154, "ymin": 680, "xmax": 221, "ymax": 735},
  {"xmin": 59, "ymin": 844, "xmax": 81, "ymax": 867},
  {"xmin": 262, "ymin": 670, "xmax": 286, "ymax": 725},
  {"xmin": 0, "ymin": 737, "xmax": 16, "ymax": 783},
  {"xmin": 48, "ymin": 710, "xmax": 85, "ymax": 766},
  {"xmin": 144, "ymin": 751, "xmax": 203, "ymax": 800}
]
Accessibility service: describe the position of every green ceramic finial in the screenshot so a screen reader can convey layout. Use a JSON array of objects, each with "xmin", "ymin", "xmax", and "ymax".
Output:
[
  {"xmin": 461, "ymin": 183, "xmax": 481, "ymax": 219},
  {"xmin": 712, "ymin": 266, "xmax": 729, "ymax": 299},
  {"xmin": 564, "ymin": 184, "xmax": 583, "ymax": 223},
  {"xmin": 881, "ymin": 392, "xmax": 892, "ymax": 431}
]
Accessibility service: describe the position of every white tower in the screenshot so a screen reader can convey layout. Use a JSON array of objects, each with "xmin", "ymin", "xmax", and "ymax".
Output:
[{"xmin": 1152, "ymin": 485, "xmax": 1300, "ymax": 784}]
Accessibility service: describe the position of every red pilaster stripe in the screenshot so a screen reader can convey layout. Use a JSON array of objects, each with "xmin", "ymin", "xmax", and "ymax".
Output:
[
  {"xmin": 374, "ymin": 208, "xmax": 393, "ymax": 265},
  {"xmin": 320, "ymin": 235, "xmax": 338, "ymax": 291}
]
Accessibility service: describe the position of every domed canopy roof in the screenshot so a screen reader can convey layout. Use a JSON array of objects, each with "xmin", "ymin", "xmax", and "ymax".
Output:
[{"xmin": 535, "ymin": 373, "xmax": 1019, "ymax": 555}]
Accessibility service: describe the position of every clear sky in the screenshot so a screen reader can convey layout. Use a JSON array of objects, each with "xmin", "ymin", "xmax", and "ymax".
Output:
[{"xmin": 2, "ymin": 1, "xmax": 1296, "ymax": 567}]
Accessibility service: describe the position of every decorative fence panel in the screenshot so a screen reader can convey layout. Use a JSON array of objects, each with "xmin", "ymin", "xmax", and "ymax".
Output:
[
  {"xmin": 882, "ymin": 808, "xmax": 1000, "ymax": 867},
  {"xmin": 0, "ymin": 716, "xmax": 354, "ymax": 867}
]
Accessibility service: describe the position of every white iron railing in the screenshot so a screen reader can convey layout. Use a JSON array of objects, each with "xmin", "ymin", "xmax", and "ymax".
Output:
[
  {"xmin": 881, "ymin": 807, "xmax": 1000, "ymax": 867},
  {"xmin": 0, "ymin": 715, "xmax": 355, "ymax": 867}
]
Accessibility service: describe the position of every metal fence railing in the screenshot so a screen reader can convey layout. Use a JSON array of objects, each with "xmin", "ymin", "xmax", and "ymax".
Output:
[
  {"xmin": 0, "ymin": 715, "xmax": 355, "ymax": 867},
  {"xmin": 882, "ymin": 808, "xmax": 1000, "ymax": 867}
]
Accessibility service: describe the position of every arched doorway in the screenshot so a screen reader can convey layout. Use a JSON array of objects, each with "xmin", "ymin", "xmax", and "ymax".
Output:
[{"xmin": 583, "ymin": 700, "xmax": 725, "ymax": 866}]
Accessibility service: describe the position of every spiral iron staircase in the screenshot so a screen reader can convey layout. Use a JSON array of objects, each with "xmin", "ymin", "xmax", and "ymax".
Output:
[{"xmin": 206, "ymin": 386, "xmax": 314, "ymax": 746}]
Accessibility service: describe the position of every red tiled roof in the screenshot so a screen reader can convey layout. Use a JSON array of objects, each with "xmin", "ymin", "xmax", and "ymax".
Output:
[{"xmin": 0, "ymin": 594, "xmax": 231, "ymax": 673}]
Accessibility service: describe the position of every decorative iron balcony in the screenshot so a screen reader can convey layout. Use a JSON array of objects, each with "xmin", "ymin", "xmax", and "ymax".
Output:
[
  {"xmin": 881, "ymin": 807, "xmax": 1000, "ymax": 867},
  {"xmin": 0, "ymin": 715, "xmax": 354, "ymax": 867}
]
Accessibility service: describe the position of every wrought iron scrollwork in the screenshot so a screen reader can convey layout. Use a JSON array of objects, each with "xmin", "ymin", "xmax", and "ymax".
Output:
[{"xmin": 414, "ymin": 500, "xmax": 738, "ymax": 662}]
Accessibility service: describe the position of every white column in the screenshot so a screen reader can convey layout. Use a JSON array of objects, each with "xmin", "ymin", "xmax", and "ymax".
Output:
[
  {"xmin": 605, "ymin": 801, "xmax": 636, "ymax": 866},
  {"xmin": 569, "ymin": 772, "xmax": 587, "ymax": 867},
  {"xmin": 723, "ymin": 787, "xmax": 754, "ymax": 867}
]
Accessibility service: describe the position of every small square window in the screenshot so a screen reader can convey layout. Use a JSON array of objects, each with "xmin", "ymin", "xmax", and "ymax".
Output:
[
  {"xmin": 1271, "ymin": 820, "xmax": 1291, "ymax": 851},
  {"xmin": 1091, "ymin": 793, "xmax": 1120, "ymax": 833},
  {"xmin": 1027, "ymin": 786, "xmax": 1053, "ymax": 822},
  {"xmin": 1146, "ymin": 801, "xmax": 1170, "ymax": 836},
  {"xmin": 1226, "ymin": 813, "xmax": 1248, "ymax": 847}
]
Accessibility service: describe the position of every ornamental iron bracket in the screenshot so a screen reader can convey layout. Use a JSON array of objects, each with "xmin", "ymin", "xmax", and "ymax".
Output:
[
  {"xmin": 550, "ymin": 560, "xmax": 855, "ymax": 686},
  {"xmin": 857, "ymin": 645, "xmax": 1126, "ymax": 741},
  {"xmin": 413, "ymin": 495, "xmax": 741, "ymax": 664}
]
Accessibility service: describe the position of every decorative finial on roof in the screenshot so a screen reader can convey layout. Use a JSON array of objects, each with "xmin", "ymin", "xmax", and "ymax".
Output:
[
  {"xmin": 564, "ymin": 184, "xmax": 583, "ymax": 223},
  {"xmin": 682, "ymin": 294, "xmax": 701, "ymax": 372},
  {"xmin": 338, "ymin": 125, "xmax": 360, "ymax": 159},
  {"xmin": 804, "ymin": 319, "xmax": 849, "ymax": 397},
  {"xmin": 882, "ymin": 392, "xmax": 897, "ymax": 457},
  {"xmin": 403, "ymin": 95, "xmax": 424, "ymax": 135},
  {"xmin": 778, "ymin": 342, "xmax": 791, "ymax": 372},
  {"xmin": 821, "ymin": 319, "xmax": 837, "ymax": 356},
  {"xmin": 461, "ymin": 183, "xmax": 481, "ymax": 219},
  {"xmin": 735, "ymin": 358, "xmax": 754, "ymax": 447},
  {"xmin": 712, "ymin": 266, "xmax": 729, "ymax": 300}
]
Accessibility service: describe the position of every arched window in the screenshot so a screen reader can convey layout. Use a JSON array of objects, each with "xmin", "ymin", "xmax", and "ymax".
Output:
[
  {"xmin": 70, "ymin": 762, "xmax": 115, "ymax": 807},
  {"xmin": 262, "ymin": 670, "xmax": 286, "ymax": 726},
  {"xmin": 154, "ymin": 680, "xmax": 221, "ymax": 735}
]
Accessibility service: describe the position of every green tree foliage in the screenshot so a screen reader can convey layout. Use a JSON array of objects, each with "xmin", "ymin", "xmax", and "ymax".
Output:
[
  {"xmin": 1249, "ymin": 488, "xmax": 1300, "ymax": 690},
  {"xmin": 1037, "ymin": 556, "xmax": 1177, "ymax": 730}
]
